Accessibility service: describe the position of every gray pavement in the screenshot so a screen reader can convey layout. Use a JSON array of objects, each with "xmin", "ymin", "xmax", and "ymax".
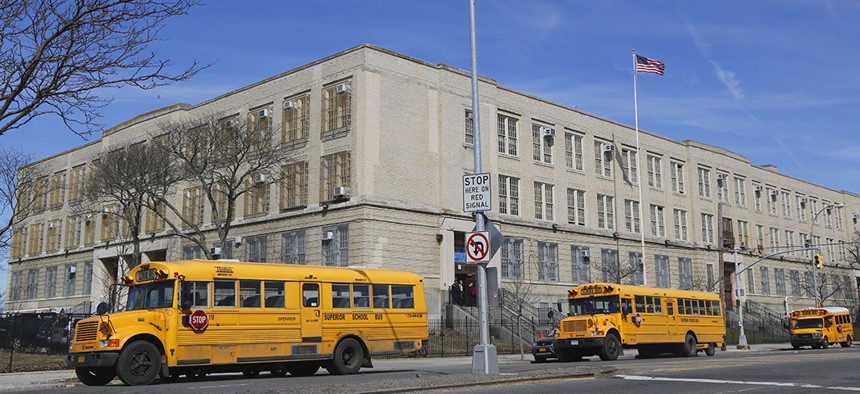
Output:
[{"xmin": 0, "ymin": 343, "xmax": 791, "ymax": 392}]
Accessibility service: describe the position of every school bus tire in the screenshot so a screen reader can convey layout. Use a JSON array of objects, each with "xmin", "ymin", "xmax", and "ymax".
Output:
[
  {"xmin": 116, "ymin": 340, "xmax": 162, "ymax": 386},
  {"xmin": 821, "ymin": 338, "xmax": 829, "ymax": 349},
  {"xmin": 680, "ymin": 333, "xmax": 698, "ymax": 357},
  {"xmin": 598, "ymin": 333, "xmax": 621, "ymax": 361},
  {"xmin": 270, "ymin": 364, "xmax": 289, "ymax": 377},
  {"xmin": 242, "ymin": 370, "xmax": 260, "ymax": 378},
  {"xmin": 330, "ymin": 338, "xmax": 364, "ymax": 375},
  {"xmin": 841, "ymin": 336, "xmax": 852, "ymax": 348},
  {"xmin": 75, "ymin": 367, "xmax": 116, "ymax": 386},
  {"xmin": 287, "ymin": 362, "xmax": 320, "ymax": 377},
  {"xmin": 704, "ymin": 343, "xmax": 716, "ymax": 356}
]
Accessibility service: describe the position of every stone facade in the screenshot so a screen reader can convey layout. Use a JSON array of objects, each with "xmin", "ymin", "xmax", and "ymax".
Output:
[{"xmin": 6, "ymin": 44, "xmax": 859, "ymax": 318}]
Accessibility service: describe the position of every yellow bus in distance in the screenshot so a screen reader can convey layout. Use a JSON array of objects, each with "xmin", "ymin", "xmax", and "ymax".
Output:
[
  {"xmin": 553, "ymin": 283, "xmax": 725, "ymax": 361},
  {"xmin": 66, "ymin": 260, "xmax": 427, "ymax": 386},
  {"xmin": 789, "ymin": 307, "xmax": 853, "ymax": 349}
]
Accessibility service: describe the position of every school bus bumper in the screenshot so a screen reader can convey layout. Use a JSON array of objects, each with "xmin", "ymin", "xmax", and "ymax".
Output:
[
  {"xmin": 66, "ymin": 351, "xmax": 120, "ymax": 368},
  {"xmin": 553, "ymin": 337, "xmax": 605, "ymax": 351}
]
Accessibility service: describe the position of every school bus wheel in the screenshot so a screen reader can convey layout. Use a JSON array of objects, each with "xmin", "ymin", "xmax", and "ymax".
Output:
[
  {"xmin": 270, "ymin": 364, "xmax": 288, "ymax": 377},
  {"xmin": 329, "ymin": 338, "xmax": 365, "ymax": 374},
  {"xmin": 704, "ymin": 343, "xmax": 715, "ymax": 356},
  {"xmin": 75, "ymin": 367, "xmax": 116, "ymax": 386},
  {"xmin": 115, "ymin": 340, "xmax": 162, "ymax": 386},
  {"xmin": 680, "ymin": 333, "xmax": 698, "ymax": 357},
  {"xmin": 287, "ymin": 361, "xmax": 320, "ymax": 376},
  {"xmin": 598, "ymin": 333, "xmax": 621, "ymax": 361}
]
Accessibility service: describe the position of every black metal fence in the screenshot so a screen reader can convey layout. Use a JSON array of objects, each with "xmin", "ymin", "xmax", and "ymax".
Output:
[{"xmin": 0, "ymin": 312, "xmax": 91, "ymax": 373}]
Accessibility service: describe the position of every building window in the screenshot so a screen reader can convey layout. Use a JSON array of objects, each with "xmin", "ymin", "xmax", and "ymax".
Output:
[
  {"xmin": 670, "ymin": 161, "xmax": 685, "ymax": 194},
  {"xmin": 68, "ymin": 164, "xmax": 86, "ymax": 202},
  {"xmin": 10, "ymin": 226, "xmax": 26, "ymax": 258},
  {"xmin": 27, "ymin": 222, "xmax": 43, "ymax": 255},
  {"xmin": 531, "ymin": 124, "xmax": 553, "ymax": 164},
  {"xmin": 32, "ymin": 176, "xmax": 48, "ymax": 211},
  {"xmin": 27, "ymin": 268, "xmax": 39, "ymax": 299},
  {"xmin": 769, "ymin": 227, "xmax": 780, "ymax": 252},
  {"xmin": 537, "ymin": 242, "xmax": 559, "ymax": 282},
  {"xmin": 716, "ymin": 172, "xmax": 728, "ymax": 203},
  {"xmin": 747, "ymin": 268, "xmax": 756, "ymax": 295},
  {"xmin": 701, "ymin": 213, "xmax": 714, "ymax": 244},
  {"xmin": 774, "ymin": 268, "xmax": 786, "ymax": 296},
  {"xmin": 756, "ymin": 224, "xmax": 764, "ymax": 254},
  {"xmin": 45, "ymin": 219, "xmax": 61, "ymax": 253},
  {"xmin": 320, "ymin": 151, "xmax": 350, "ymax": 201},
  {"xmin": 183, "ymin": 245, "xmax": 202, "ymax": 260},
  {"xmin": 678, "ymin": 258, "xmax": 693, "ymax": 290},
  {"xmin": 571, "ymin": 246, "xmax": 590, "ymax": 284},
  {"xmin": 737, "ymin": 220, "xmax": 749, "ymax": 249},
  {"xmin": 797, "ymin": 196, "xmax": 807, "ymax": 221},
  {"xmin": 322, "ymin": 81, "xmax": 351, "ymax": 136},
  {"xmin": 144, "ymin": 197, "xmax": 165, "ymax": 233},
  {"xmin": 565, "ymin": 132, "xmax": 584, "ymax": 172},
  {"xmin": 655, "ymin": 255, "xmax": 670, "ymax": 288},
  {"xmin": 734, "ymin": 177, "xmax": 746, "ymax": 207},
  {"xmin": 824, "ymin": 204, "xmax": 834, "ymax": 228},
  {"xmin": 600, "ymin": 249, "xmax": 618, "ymax": 282},
  {"xmin": 10, "ymin": 271, "xmax": 23, "ymax": 301},
  {"xmin": 647, "ymin": 154, "xmax": 662, "ymax": 189},
  {"xmin": 63, "ymin": 263, "xmax": 77, "ymax": 297},
  {"xmin": 244, "ymin": 174, "xmax": 270, "ymax": 218},
  {"xmin": 464, "ymin": 109, "xmax": 474, "ymax": 145},
  {"xmin": 697, "ymin": 167, "xmax": 711, "ymax": 199},
  {"xmin": 753, "ymin": 183, "xmax": 762, "ymax": 211},
  {"xmin": 280, "ymin": 161, "xmax": 309, "ymax": 210},
  {"xmin": 281, "ymin": 230, "xmax": 306, "ymax": 265},
  {"xmin": 498, "ymin": 175, "xmax": 520, "ymax": 216},
  {"xmin": 245, "ymin": 235, "xmax": 268, "ymax": 262},
  {"xmin": 594, "ymin": 141, "xmax": 613, "ymax": 178},
  {"xmin": 650, "ymin": 204, "xmax": 665, "ymax": 237},
  {"xmin": 759, "ymin": 266, "xmax": 771, "ymax": 295},
  {"xmin": 620, "ymin": 148, "xmax": 638, "ymax": 184},
  {"xmin": 322, "ymin": 224, "xmax": 348, "ymax": 267},
  {"xmin": 766, "ymin": 188, "xmax": 778, "ymax": 215},
  {"xmin": 629, "ymin": 252, "xmax": 643, "ymax": 285},
  {"xmin": 282, "ymin": 94, "xmax": 310, "ymax": 146},
  {"xmin": 706, "ymin": 264, "xmax": 715, "ymax": 292},
  {"xmin": 566, "ymin": 188, "xmax": 586, "ymax": 226},
  {"xmin": 182, "ymin": 186, "xmax": 204, "ymax": 228},
  {"xmin": 624, "ymin": 199, "xmax": 640, "ymax": 233},
  {"xmin": 100, "ymin": 204, "xmax": 121, "ymax": 242},
  {"xmin": 597, "ymin": 194, "xmax": 615, "ymax": 230},
  {"xmin": 778, "ymin": 191, "xmax": 791, "ymax": 219},
  {"xmin": 827, "ymin": 238, "xmax": 835, "ymax": 262},
  {"xmin": 48, "ymin": 170, "xmax": 66, "ymax": 209},
  {"xmin": 790, "ymin": 270, "xmax": 800, "ymax": 296},
  {"xmin": 533, "ymin": 182, "xmax": 554, "ymax": 221},
  {"xmin": 785, "ymin": 230, "xmax": 795, "ymax": 256},
  {"xmin": 834, "ymin": 207, "xmax": 843, "ymax": 229},
  {"xmin": 83, "ymin": 218, "xmax": 95, "ymax": 246},
  {"xmin": 82, "ymin": 261, "xmax": 93, "ymax": 295},
  {"xmin": 497, "ymin": 114, "xmax": 518, "ymax": 156},
  {"xmin": 501, "ymin": 238, "xmax": 524, "ymax": 280},
  {"xmin": 45, "ymin": 266, "xmax": 57, "ymax": 298},
  {"xmin": 674, "ymin": 209, "xmax": 688, "ymax": 241}
]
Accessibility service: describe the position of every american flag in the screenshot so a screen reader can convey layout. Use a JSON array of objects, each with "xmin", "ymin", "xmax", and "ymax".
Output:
[{"xmin": 636, "ymin": 55, "xmax": 665, "ymax": 75}]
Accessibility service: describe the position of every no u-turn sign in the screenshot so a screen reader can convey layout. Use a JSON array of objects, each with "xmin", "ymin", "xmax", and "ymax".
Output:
[{"xmin": 466, "ymin": 232, "xmax": 490, "ymax": 263}]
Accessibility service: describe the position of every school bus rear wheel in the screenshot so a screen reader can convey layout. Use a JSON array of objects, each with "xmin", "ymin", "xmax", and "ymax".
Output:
[{"xmin": 330, "ymin": 338, "xmax": 364, "ymax": 374}]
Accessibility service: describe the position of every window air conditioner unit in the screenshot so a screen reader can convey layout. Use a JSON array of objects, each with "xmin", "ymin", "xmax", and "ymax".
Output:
[
  {"xmin": 48, "ymin": 223, "xmax": 55, "ymax": 229},
  {"xmin": 716, "ymin": 173, "xmax": 726, "ymax": 181},
  {"xmin": 739, "ymin": 241, "xmax": 747, "ymax": 250},
  {"xmin": 322, "ymin": 231, "xmax": 335, "ymax": 241},
  {"xmin": 234, "ymin": 236, "xmax": 242, "ymax": 245},
  {"xmin": 68, "ymin": 266, "xmax": 76, "ymax": 274},
  {"xmin": 580, "ymin": 249, "xmax": 589, "ymax": 258},
  {"xmin": 770, "ymin": 190, "xmax": 779, "ymax": 197},
  {"xmin": 333, "ymin": 186, "xmax": 350, "ymax": 199},
  {"xmin": 254, "ymin": 174, "xmax": 267, "ymax": 185},
  {"xmin": 335, "ymin": 83, "xmax": 350, "ymax": 94},
  {"xmin": 542, "ymin": 127, "xmax": 556, "ymax": 137},
  {"xmin": 799, "ymin": 197, "xmax": 807, "ymax": 204},
  {"xmin": 753, "ymin": 185, "xmax": 763, "ymax": 192},
  {"xmin": 258, "ymin": 109, "xmax": 270, "ymax": 118},
  {"xmin": 283, "ymin": 101, "xmax": 295, "ymax": 110},
  {"xmin": 602, "ymin": 143, "xmax": 615, "ymax": 153},
  {"xmin": 854, "ymin": 213, "xmax": 860, "ymax": 220}
]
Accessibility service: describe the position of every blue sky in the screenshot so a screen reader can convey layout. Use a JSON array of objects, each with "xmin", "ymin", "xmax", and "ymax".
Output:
[{"xmin": 3, "ymin": 1, "xmax": 860, "ymax": 289}]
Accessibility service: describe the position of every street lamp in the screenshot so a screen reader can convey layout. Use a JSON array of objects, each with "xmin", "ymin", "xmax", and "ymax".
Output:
[
  {"xmin": 808, "ymin": 202, "xmax": 844, "ymax": 307},
  {"xmin": 732, "ymin": 248, "xmax": 749, "ymax": 349}
]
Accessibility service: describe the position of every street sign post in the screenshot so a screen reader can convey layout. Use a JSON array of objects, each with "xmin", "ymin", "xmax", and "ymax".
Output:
[{"xmin": 463, "ymin": 173, "xmax": 491, "ymax": 212}]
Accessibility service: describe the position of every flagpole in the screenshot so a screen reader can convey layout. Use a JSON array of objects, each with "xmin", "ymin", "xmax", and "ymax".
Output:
[{"xmin": 633, "ymin": 49, "xmax": 647, "ymax": 286}]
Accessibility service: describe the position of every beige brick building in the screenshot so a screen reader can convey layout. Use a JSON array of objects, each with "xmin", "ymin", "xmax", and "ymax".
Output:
[{"xmin": 6, "ymin": 44, "xmax": 859, "ymax": 318}]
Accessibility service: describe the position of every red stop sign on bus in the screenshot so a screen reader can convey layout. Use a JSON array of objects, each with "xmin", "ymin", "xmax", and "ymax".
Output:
[{"xmin": 189, "ymin": 309, "xmax": 209, "ymax": 331}]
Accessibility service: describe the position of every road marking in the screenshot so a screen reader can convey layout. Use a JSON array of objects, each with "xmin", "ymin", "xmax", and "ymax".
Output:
[{"xmin": 615, "ymin": 375, "xmax": 860, "ymax": 391}]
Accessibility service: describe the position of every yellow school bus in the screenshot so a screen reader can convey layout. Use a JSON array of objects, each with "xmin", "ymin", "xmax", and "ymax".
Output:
[
  {"xmin": 66, "ymin": 260, "xmax": 427, "ymax": 386},
  {"xmin": 789, "ymin": 307, "xmax": 853, "ymax": 349},
  {"xmin": 553, "ymin": 283, "xmax": 725, "ymax": 361}
]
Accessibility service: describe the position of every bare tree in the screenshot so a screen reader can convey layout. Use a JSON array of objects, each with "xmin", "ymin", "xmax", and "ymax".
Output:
[
  {"xmin": 593, "ymin": 252, "xmax": 640, "ymax": 285},
  {"xmin": 153, "ymin": 113, "xmax": 293, "ymax": 259},
  {"xmin": 0, "ymin": 147, "xmax": 47, "ymax": 263},
  {"xmin": 501, "ymin": 258, "xmax": 538, "ymax": 359},
  {"xmin": 0, "ymin": 0, "xmax": 207, "ymax": 138},
  {"xmin": 76, "ymin": 142, "xmax": 177, "ymax": 267},
  {"xmin": 797, "ymin": 269, "xmax": 848, "ymax": 307}
]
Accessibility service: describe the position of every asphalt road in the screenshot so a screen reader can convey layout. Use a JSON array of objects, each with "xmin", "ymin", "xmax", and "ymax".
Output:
[{"xmin": 9, "ymin": 345, "xmax": 859, "ymax": 393}]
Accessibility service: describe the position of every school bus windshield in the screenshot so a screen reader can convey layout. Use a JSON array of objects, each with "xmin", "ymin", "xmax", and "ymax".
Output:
[
  {"xmin": 126, "ymin": 280, "xmax": 175, "ymax": 311},
  {"xmin": 793, "ymin": 318, "xmax": 823, "ymax": 329},
  {"xmin": 569, "ymin": 295, "xmax": 620, "ymax": 316}
]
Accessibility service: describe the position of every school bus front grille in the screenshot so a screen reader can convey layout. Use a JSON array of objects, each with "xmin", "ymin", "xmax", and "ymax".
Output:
[
  {"xmin": 563, "ymin": 320, "xmax": 587, "ymax": 333},
  {"xmin": 75, "ymin": 321, "xmax": 99, "ymax": 342}
]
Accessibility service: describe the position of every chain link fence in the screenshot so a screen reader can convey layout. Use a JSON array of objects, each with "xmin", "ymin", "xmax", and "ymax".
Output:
[{"xmin": 0, "ymin": 312, "xmax": 91, "ymax": 373}]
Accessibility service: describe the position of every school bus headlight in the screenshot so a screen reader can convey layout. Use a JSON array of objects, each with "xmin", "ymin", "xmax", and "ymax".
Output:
[
  {"xmin": 811, "ymin": 333, "xmax": 821, "ymax": 339},
  {"xmin": 99, "ymin": 339, "xmax": 120, "ymax": 348}
]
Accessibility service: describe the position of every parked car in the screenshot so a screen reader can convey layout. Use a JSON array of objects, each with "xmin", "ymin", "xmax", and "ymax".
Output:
[
  {"xmin": 37, "ymin": 316, "xmax": 73, "ymax": 350},
  {"xmin": 531, "ymin": 330, "xmax": 557, "ymax": 363}
]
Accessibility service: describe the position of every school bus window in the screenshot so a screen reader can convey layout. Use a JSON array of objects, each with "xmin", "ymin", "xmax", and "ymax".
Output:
[
  {"xmin": 180, "ymin": 281, "xmax": 209, "ymax": 308},
  {"xmin": 332, "ymin": 283, "xmax": 351, "ymax": 308},
  {"xmin": 353, "ymin": 284, "xmax": 370, "ymax": 308},
  {"xmin": 666, "ymin": 301, "xmax": 674, "ymax": 315},
  {"xmin": 214, "ymin": 280, "xmax": 237, "ymax": 307},
  {"xmin": 127, "ymin": 281, "xmax": 175, "ymax": 310},
  {"xmin": 635, "ymin": 295, "xmax": 646, "ymax": 313},
  {"xmin": 373, "ymin": 284, "xmax": 390, "ymax": 308},
  {"xmin": 621, "ymin": 298, "xmax": 633, "ymax": 315},
  {"xmin": 264, "ymin": 281, "xmax": 285, "ymax": 308},
  {"xmin": 302, "ymin": 283, "xmax": 319, "ymax": 307},
  {"xmin": 392, "ymin": 285, "xmax": 414, "ymax": 309},
  {"xmin": 653, "ymin": 297, "xmax": 662, "ymax": 313},
  {"xmin": 240, "ymin": 280, "xmax": 261, "ymax": 308},
  {"xmin": 685, "ymin": 299, "xmax": 694, "ymax": 314}
]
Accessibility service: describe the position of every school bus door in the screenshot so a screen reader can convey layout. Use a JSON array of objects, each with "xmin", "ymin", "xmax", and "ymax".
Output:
[
  {"xmin": 620, "ymin": 297, "xmax": 639, "ymax": 344},
  {"xmin": 300, "ymin": 283, "xmax": 322, "ymax": 343}
]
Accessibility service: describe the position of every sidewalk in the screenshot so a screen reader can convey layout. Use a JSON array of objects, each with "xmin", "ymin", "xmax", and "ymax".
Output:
[{"xmin": 0, "ymin": 344, "xmax": 790, "ymax": 392}]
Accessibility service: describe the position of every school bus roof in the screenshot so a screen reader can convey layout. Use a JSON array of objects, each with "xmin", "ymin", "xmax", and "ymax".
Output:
[
  {"xmin": 125, "ymin": 260, "xmax": 424, "ymax": 284},
  {"xmin": 569, "ymin": 282, "xmax": 720, "ymax": 300},
  {"xmin": 790, "ymin": 306, "xmax": 849, "ymax": 315}
]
